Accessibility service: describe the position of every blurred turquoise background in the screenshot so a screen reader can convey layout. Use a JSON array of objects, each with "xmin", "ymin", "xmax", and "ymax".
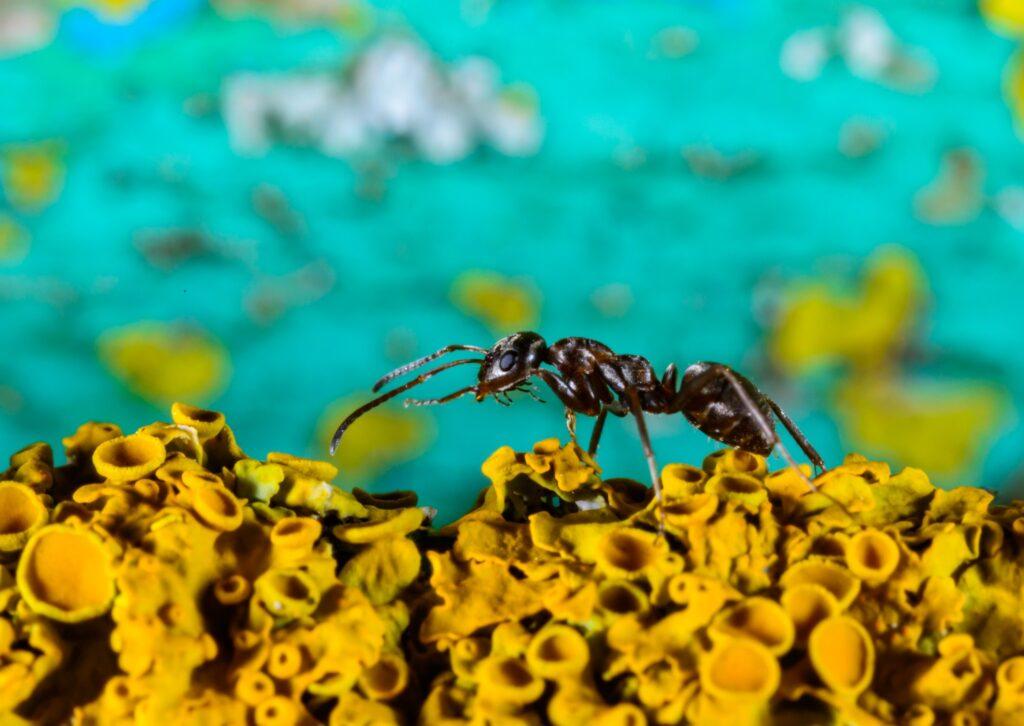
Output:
[{"xmin": 2, "ymin": 0, "xmax": 1024, "ymax": 521}]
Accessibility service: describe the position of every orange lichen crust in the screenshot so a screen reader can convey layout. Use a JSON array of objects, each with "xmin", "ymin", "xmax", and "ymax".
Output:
[{"xmin": 0, "ymin": 406, "xmax": 1022, "ymax": 723}]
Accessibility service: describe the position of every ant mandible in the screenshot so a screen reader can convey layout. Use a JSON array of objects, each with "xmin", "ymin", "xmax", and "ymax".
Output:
[{"xmin": 329, "ymin": 332, "xmax": 826, "ymax": 532}]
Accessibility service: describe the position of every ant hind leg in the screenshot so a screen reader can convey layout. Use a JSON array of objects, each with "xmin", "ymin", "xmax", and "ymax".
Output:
[
  {"xmin": 766, "ymin": 398, "xmax": 826, "ymax": 473},
  {"xmin": 713, "ymin": 367, "xmax": 822, "ymax": 496}
]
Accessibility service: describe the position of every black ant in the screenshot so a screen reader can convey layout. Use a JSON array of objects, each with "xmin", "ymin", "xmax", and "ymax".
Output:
[{"xmin": 329, "ymin": 333, "xmax": 827, "ymax": 531}]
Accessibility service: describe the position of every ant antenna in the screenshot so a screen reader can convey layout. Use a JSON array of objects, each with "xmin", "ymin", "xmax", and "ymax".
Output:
[
  {"xmin": 330, "ymin": 358, "xmax": 482, "ymax": 455},
  {"xmin": 372, "ymin": 345, "xmax": 488, "ymax": 392}
]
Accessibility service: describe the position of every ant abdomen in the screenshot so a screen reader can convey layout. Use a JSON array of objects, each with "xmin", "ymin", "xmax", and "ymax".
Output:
[{"xmin": 675, "ymin": 362, "xmax": 776, "ymax": 457}]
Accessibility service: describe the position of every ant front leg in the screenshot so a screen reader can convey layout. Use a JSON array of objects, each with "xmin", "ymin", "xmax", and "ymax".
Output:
[
  {"xmin": 533, "ymin": 370, "xmax": 600, "ymax": 415},
  {"xmin": 587, "ymin": 402, "xmax": 628, "ymax": 456},
  {"xmin": 587, "ymin": 407, "xmax": 608, "ymax": 456},
  {"xmin": 564, "ymin": 407, "xmax": 578, "ymax": 445}
]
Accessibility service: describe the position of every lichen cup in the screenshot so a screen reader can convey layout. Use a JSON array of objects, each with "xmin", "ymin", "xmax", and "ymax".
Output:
[
  {"xmin": 17, "ymin": 524, "xmax": 116, "ymax": 623},
  {"xmin": 700, "ymin": 637, "xmax": 780, "ymax": 703},
  {"xmin": 808, "ymin": 616, "xmax": 875, "ymax": 696},
  {"xmin": 92, "ymin": 433, "xmax": 167, "ymax": 481},
  {"xmin": 0, "ymin": 482, "xmax": 48, "ymax": 553}
]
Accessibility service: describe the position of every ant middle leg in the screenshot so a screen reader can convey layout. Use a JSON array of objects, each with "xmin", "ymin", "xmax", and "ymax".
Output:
[{"xmin": 625, "ymin": 389, "xmax": 666, "ymax": 536}]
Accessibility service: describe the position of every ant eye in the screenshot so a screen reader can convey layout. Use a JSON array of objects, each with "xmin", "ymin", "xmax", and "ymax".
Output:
[{"xmin": 498, "ymin": 351, "xmax": 517, "ymax": 372}]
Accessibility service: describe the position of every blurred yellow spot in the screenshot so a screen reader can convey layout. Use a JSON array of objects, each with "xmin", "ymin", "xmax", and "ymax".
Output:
[
  {"xmin": 835, "ymin": 374, "xmax": 1006, "ymax": 479},
  {"xmin": 0, "ymin": 214, "xmax": 29, "ymax": 265},
  {"xmin": 98, "ymin": 322, "xmax": 230, "ymax": 406},
  {"xmin": 769, "ymin": 246, "xmax": 925, "ymax": 374},
  {"xmin": 450, "ymin": 270, "xmax": 539, "ymax": 335},
  {"xmin": 77, "ymin": 0, "xmax": 150, "ymax": 22},
  {"xmin": 1008, "ymin": 51, "xmax": 1024, "ymax": 132},
  {"xmin": 982, "ymin": 0, "xmax": 1024, "ymax": 36},
  {"xmin": 317, "ymin": 396, "xmax": 432, "ymax": 483},
  {"xmin": 335, "ymin": 0, "xmax": 375, "ymax": 37},
  {"xmin": 1, "ymin": 143, "xmax": 64, "ymax": 212}
]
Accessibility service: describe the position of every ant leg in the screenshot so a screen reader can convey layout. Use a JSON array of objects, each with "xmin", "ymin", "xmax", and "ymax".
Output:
[
  {"xmin": 533, "ymin": 369, "xmax": 600, "ymax": 416},
  {"xmin": 588, "ymin": 407, "xmax": 609, "ymax": 456},
  {"xmin": 766, "ymin": 398, "xmax": 826, "ymax": 472},
  {"xmin": 588, "ymin": 402, "xmax": 627, "ymax": 456},
  {"xmin": 625, "ymin": 389, "xmax": 665, "ymax": 536},
  {"xmin": 564, "ymin": 407, "xmax": 579, "ymax": 445},
  {"xmin": 712, "ymin": 366, "xmax": 821, "ymax": 495}
]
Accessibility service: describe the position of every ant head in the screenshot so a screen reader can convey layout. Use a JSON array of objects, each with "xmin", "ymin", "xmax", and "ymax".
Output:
[{"xmin": 476, "ymin": 331, "xmax": 547, "ymax": 399}]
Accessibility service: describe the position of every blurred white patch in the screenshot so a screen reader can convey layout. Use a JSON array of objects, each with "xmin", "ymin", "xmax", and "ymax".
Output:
[
  {"xmin": 781, "ymin": 6, "xmax": 935, "ymax": 92},
  {"xmin": 221, "ymin": 35, "xmax": 543, "ymax": 164},
  {"xmin": 780, "ymin": 28, "xmax": 830, "ymax": 82},
  {"xmin": 839, "ymin": 6, "xmax": 896, "ymax": 78},
  {"xmin": 0, "ymin": 2, "xmax": 56, "ymax": 58},
  {"xmin": 994, "ymin": 186, "xmax": 1024, "ymax": 230}
]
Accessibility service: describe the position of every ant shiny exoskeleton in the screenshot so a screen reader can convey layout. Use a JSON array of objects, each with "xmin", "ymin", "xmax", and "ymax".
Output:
[{"xmin": 329, "ymin": 332, "xmax": 827, "ymax": 532}]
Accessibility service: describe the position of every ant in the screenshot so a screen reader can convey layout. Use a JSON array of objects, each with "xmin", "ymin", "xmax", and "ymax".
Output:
[{"xmin": 329, "ymin": 332, "xmax": 827, "ymax": 532}]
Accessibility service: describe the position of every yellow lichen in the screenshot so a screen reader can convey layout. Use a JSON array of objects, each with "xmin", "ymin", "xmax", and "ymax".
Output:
[{"xmin": 1, "ymin": 412, "xmax": 1023, "ymax": 724}]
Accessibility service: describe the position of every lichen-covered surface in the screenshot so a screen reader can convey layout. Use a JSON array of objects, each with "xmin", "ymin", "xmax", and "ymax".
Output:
[{"xmin": 1, "ymin": 406, "xmax": 1024, "ymax": 724}]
